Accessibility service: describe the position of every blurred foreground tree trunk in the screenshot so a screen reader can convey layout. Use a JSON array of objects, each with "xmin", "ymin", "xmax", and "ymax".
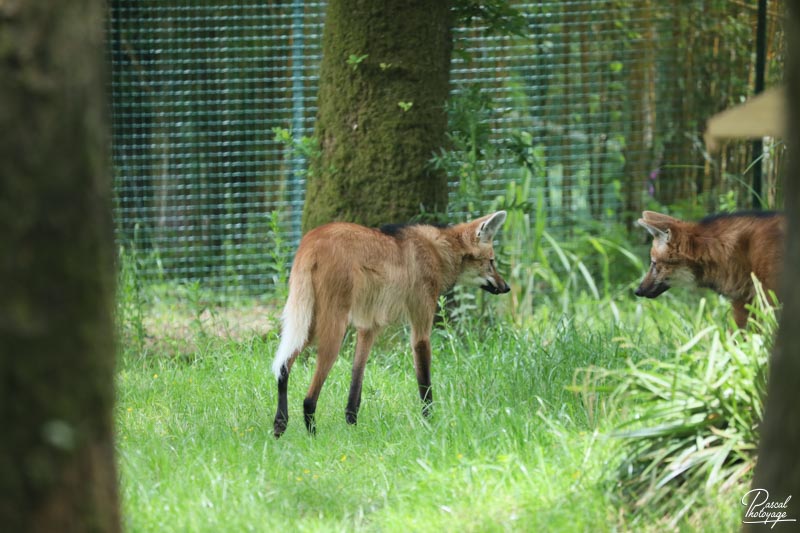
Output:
[
  {"xmin": 0, "ymin": 1, "xmax": 120, "ymax": 531},
  {"xmin": 747, "ymin": 3, "xmax": 800, "ymax": 530},
  {"xmin": 302, "ymin": 0, "xmax": 454, "ymax": 230}
]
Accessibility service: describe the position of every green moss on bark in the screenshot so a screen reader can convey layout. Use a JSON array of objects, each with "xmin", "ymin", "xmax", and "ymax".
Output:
[{"xmin": 302, "ymin": 0, "xmax": 454, "ymax": 231}]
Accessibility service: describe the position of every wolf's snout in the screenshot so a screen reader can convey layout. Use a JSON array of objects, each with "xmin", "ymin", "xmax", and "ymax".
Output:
[
  {"xmin": 635, "ymin": 281, "xmax": 669, "ymax": 298},
  {"xmin": 481, "ymin": 280, "xmax": 510, "ymax": 295}
]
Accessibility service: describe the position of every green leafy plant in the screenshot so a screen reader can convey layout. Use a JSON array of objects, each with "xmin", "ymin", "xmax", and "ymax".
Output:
[
  {"xmin": 117, "ymin": 243, "xmax": 147, "ymax": 353},
  {"xmin": 580, "ymin": 278, "xmax": 776, "ymax": 526},
  {"xmin": 453, "ymin": 0, "xmax": 527, "ymax": 37},
  {"xmin": 431, "ymin": 85, "xmax": 499, "ymax": 217},
  {"xmin": 272, "ymin": 127, "xmax": 321, "ymax": 162},
  {"xmin": 183, "ymin": 280, "xmax": 212, "ymax": 340},
  {"xmin": 435, "ymin": 85, "xmax": 646, "ymax": 324},
  {"xmin": 272, "ymin": 126, "xmax": 324, "ymax": 183},
  {"xmin": 346, "ymin": 53, "xmax": 369, "ymax": 70}
]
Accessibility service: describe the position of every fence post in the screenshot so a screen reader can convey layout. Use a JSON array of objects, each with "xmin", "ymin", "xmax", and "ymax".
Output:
[
  {"xmin": 290, "ymin": 0, "xmax": 306, "ymax": 243},
  {"xmin": 751, "ymin": 0, "xmax": 767, "ymax": 209}
]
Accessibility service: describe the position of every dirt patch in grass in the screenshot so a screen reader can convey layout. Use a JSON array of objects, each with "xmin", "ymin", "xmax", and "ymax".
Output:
[{"xmin": 124, "ymin": 302, "xmax": 278, "ymax": 355}]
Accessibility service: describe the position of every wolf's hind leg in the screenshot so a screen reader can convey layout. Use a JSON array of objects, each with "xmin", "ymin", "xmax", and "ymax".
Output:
[
  {"xmin": 345, "ymin": 328, "xmax": 377, "ymax": 425},
  {"xmin": 303, "ymin": 318, "xmax": 347, "ymax": 435},
  {"xmin": 273, "ymin": 348, "xmax": 302, "ymax": 438}
]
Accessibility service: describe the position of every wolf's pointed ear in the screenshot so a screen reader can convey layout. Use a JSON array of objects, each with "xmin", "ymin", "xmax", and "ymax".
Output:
[
  {"xmin": 476, "ymin": 211, "xmax": 507, "ymax": 243},
  {"xmin": 637, "ymin": 218, "xmax": 670, "ymax": 244},
  {"xmin": 641, "ymin": 210, "xmax": 679, "ymax": 227}
]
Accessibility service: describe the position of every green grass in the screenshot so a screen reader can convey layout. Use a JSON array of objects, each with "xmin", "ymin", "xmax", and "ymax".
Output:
[{"xmin": 115, "ymin": 289, "xmax": 758, "ymax": 532}]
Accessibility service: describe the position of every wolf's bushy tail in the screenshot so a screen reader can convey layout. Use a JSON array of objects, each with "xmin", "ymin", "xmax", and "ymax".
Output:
[{"xmin": 271, "ymin": 267, "xmax": 314, "ymax": 378}]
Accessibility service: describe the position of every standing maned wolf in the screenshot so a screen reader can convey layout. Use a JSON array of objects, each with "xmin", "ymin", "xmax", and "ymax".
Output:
[
  {"xmin": 272, "ymin": 211, "xmax": 510, "ymax": 437},
  {"xmin": 635, "ymin": 210, "xmax": 785, "ymax": 328}
]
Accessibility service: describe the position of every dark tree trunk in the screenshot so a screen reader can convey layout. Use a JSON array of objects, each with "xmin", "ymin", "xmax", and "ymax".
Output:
[
  {"xmin": 747, "ymin": 3, "xmax": 800, "ymax": 530},
  {"xmin": 0, "ymin": 1, "xmax": 120, "ymax": 531},
  {"xmin": 302, "ymin": 0, "xmax": 454, "ymax": 231}
]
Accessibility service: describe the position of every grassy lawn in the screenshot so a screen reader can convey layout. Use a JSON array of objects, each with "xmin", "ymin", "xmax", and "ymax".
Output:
[{"xmin": 116, "ymin": 294, "xmax": 749, "ymax": 532}]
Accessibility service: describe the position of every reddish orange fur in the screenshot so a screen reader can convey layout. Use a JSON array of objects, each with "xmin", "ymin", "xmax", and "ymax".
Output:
[
  {"xmin": 636, "ymin": 210, "xmax": 785, "ymax": 328},
  {"xmin": 272, "ymin": 212, "xmax": 509, "ymax": 436}
]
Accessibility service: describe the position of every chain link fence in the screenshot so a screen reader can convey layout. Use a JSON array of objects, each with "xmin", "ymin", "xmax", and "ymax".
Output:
[{"xmin": 110, "ymin": 0, "xmax": 784, "ymax": 299}]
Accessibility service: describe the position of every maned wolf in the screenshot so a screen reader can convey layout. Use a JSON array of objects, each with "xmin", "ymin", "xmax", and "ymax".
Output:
[
  {"xmin": 272, "ymin": 211, "xmax": 510, "ymax": 437},
  {"xmin": 635, "ymin": 210, "xmax": 784, "ymax": 328}
]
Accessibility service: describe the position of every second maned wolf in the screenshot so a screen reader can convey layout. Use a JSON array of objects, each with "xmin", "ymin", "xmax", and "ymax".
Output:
[{"xmin": 635, "ymin": 210, "xmax": 784, "ymax": 328}]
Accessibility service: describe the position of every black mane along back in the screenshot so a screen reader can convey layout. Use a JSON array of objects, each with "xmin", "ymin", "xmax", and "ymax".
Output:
[{"xmin": 699, "ymin": 210, "xmax": 781, "ymax": 225}]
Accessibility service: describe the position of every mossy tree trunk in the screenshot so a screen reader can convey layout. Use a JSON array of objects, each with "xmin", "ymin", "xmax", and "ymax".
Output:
[
  {"xmin": 302, "ymin": 0, "xmax": 454, "ymax": 231},
  {"xmin": 0, "ymin": 1, "xmax": 120, "ymax": 531},
  {"xmin": 748, "ymin": 3, "xmax": 800, "ymax": 528}
]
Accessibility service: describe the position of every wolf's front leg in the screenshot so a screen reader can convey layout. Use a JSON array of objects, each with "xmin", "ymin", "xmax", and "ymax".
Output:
[
  {"xmin": 411, "ymin": 325, "xmax": 433, "ymax": 418},
  {"xmin": 732, "ymin": 299, "xmax": 750, "ymax": 329}
]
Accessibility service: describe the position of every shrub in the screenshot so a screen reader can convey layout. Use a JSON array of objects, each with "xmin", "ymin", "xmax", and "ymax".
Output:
[{"xmin": 581, "ymin": 279, "xmax": 776, "ymax": 526}]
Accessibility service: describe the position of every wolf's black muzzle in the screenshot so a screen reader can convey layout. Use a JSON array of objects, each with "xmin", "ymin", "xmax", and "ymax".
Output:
[
  {"xmin": 634, "ymin": 282, "xmax": 669, "ymax": 298},
  {"xmin": 481, "ymin": 281, "xmax": 510, "ymax": 295}
]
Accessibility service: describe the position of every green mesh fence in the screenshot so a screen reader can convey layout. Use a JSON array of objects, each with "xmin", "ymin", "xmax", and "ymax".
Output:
[
  {"xmin": 111, "ymin": 2, "xmax": 322, "ymax": 298},
  {"xmin": 110, "ymin": 0, "xmax": 784, "ymax": 300}
]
